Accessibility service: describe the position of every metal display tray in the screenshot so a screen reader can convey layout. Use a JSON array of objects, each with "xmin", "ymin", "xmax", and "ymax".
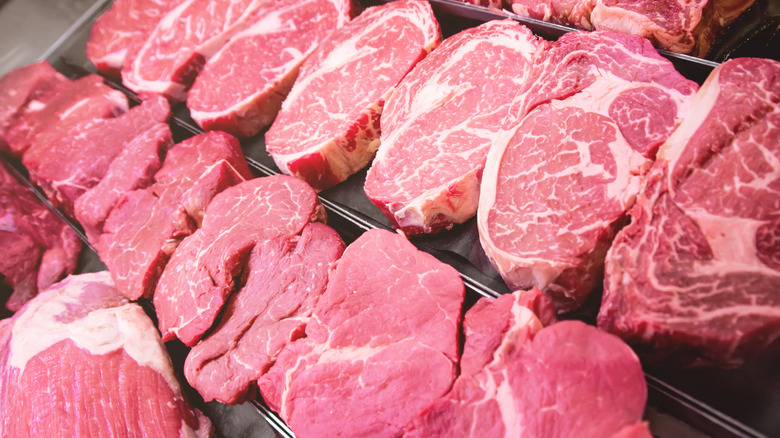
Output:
[{"xmin": 4, "ymin": 0, "xmax": 778, "ymax": 436}]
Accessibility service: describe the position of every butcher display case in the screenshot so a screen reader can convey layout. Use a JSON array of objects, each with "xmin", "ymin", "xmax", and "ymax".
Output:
[{"xmin": 1, "ymin": 0, "xmax": 779, "ymax": 437}]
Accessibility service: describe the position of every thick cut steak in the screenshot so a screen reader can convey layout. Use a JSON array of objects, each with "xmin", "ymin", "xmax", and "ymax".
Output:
[
  {"xmin": 23, "ymin": 95, "xmax": 170, "ymax": 216},
  {"xmin": 122, "ymin": 0, "xmax": 269, "ymax": 101},
  {"xmin": 265, "ymin": 0, "xmax": 441, "ymax": 191},
  {"xmin": 98, "ymin": 131, "xmax": 252, "ymax": 301},
  {"xmin": 74, "ymin": 122, "xmax": 173, "ymax": 243},
  {"xmin": 0, "ymin": 166, "xmax": 81, "ymax": 312},
  {"xmin": 257, "ymin": 229, "xmax": 464, "ymax": 438},
  {"xmin": 185, "ymin": 222, "xmax": 345, "ymax": 404},
  {"xmin": 154, "ymin": 175, "xmax": 326, "ymax": 346},
  {"xmin": 187, "ymin": 0, "xmax": 354, "ymax": 137},
  {"xmin": 365, "ymin": 20, "xmax": 543, "ymax": 235},
  {"xmin": 406, "ymin": 290, "xmax": 650, "ymax": 438},
  {"xmin": 6, "ymin": 74, "xmax": 127, "ymax": 156},
  {"xmin": 478, "ymin": 31, "xmax": 697, "ymax": 312},
  {"xmin": 0, "ymin": 61, "xmax": 66, "ymax": 152},
  {"xmin": 598, "ymin": 58, "xmax": 780, "ymax": 368},
  {"xmin": 0, "ymin": 272, "xmax": 212, "ymax": 437},
  {"xmin": 86, "ymin": 0, "xmax": 187, "ymax": 77}
]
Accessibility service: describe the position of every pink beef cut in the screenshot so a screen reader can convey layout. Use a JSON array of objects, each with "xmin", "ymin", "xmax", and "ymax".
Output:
[
  {"xmin": 364, "ymin": 20, "xmax": 544, "ymax": 235},
  {"xmin": 98, "ymin": 131, "xmax": 252, "ymax": 301},
  {"xmin": 257, "ymin": 228, "xmax": 464, "ymax": 438},
  {"xmin": 598, "ymin": 58, "xmax": 780, "ymax": 368},
  {"xmin": 0, "ymin": 272, "xmax": 212, "ymax": 437},
  {"xmin": 0, "ymin": 166, "xmax": 81, "ymax": 312},
  {"xmin": 74, "ymin": 122, "xmax": 173, "ymax": 244},
  {"xmin": 22, "ymin": 95, "xmax": 170, "ymax": 216},
  {"xmin": 121, "ymin": 0, "xmax": 271, "ymax": 101},
  {"xmin": 407, "ymin": 289, "xmax": 649, "ymax": 438},
  {"xmin": 478, "ymin": 31, "xmax": 698, "ymax": 313},
  {"xmin": 0, "ymin": 61, "xmax": 66, "ymax": 152},
  {"xmin": 5, "ymin": 74, "xmax": 127, "ymax": 156},
  {"xmin": 265, "ymin": 0, "xmax": 441, "ymax": 191},
  {"xmin": 187, "ymin": 0, "xmax": 355, "ymax": 137},
  {"xmin": 154, "ymin": 175, "xmax": 326, "ymax": 346},
  {"xmin": 184, "ymin": 222, "xmax": 345, "ymax": 404},
  {"xmin": 86, "ymin": 0, "xmax": 188, "ymax": 77}
]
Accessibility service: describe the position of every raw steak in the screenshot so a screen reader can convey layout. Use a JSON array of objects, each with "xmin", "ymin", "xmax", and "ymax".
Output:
[
  {"xmin": 265, "ymin": 0, "xmax": 441, "ymax": 191},
  {"xmin": 364, "ymin": 20, "xmax": 543, "ymax": 235},
  {"xmin": 187, "ymin": 0, "xmax": 355, "ymax": 137},
  {"xmin": 154, "ymin": 175, "xmax": 326, "ymax": 346},
  {"xmin": 478, "ymin": 31, "xmax": 698, "ymax": 312},
  {"xmin": 0, "ymin": 272, "xmax": 212, "ymax": 437},
  {"xmin": 98, "ymin": 131, "xmax": 252, "ymax": 301},
  {"xmin": 74, "ymin": 122, "xmax": 173, "ymax": 243},
  {"xmin": 86, "ymin": 0, "xmax": 187, "ymax": 77},
  {"xmin": 122, "ymin": 0, "xmax": 270, "ymax": 101},
  {"xmin": 0, "ymin": 165, "xmax": 81, "ymax": 312},
  {"xmin": 598, "ymin": 58, "xmax": 780, "ymax": 368},
  {"xmin": 5, "ymin": 74, "xmax": 127, "ymax": 156},
  {"xmin": 511, "ymin": 0, "xmax": 756, "ymax": 56},
  {"xmin": 23, "ymin": 95, "xmax": 171, "ymax": 216},
  {"xmin": 257, "ymin": 228, "xmax": 464, "ymax": 438},
  {"xmin": 0, "ymin": 61, "xmax": 66, "ymax": 152},
  {"xmin": 185, "ymin": 222, "xmax": 345, "ymax": 404}
]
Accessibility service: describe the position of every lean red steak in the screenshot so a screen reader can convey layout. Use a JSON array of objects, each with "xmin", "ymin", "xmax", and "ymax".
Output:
[
  {"xmin": 5, "ymin": 74, "xmax": 127, "ymax": 156},
  {"xmin": 0, "ymin": 61, "xmax": 66, "ymax": 152},
  {"xmin": 23, "ymin": 95, "xmax": 170, "ymax": 216},
  {"xmin": 598, "ymin": 58, "xmax": 780, "ymax": 368},
  {"xmin": 121, "ymin": 0, "xmax": 270, "ymax": 101},
  {"xmin": 0, "ymin": 166, "xmax": 80, "ymax": 312},
  {"xmin": 98, "ymin": 131, "xmax": 252, "ymax": 301},
  {"xmin": 187, "ymin": 0, "xmax": 355, "ymax": 137},
  {"xmin": 184, "ymin": 222, "xmax": 345, "ymax": 404},
  {"xmin": 154, "ymin": 175, "xmax": 326, "ymax": 346},
  {"xmin": 478, "ymin": 31, "xmax": 698, "ymax": 313},
  {"xmin": 265, "ymin": 0, "xmax": 441, "ymax": 191},
  {"xmin": 257, "ymin": 228, "xmax": 464, "ymax": 438},
  {"xmin": 364, "ymin": 19, "xmax": 543, "ymax": 235},
  {"xmin": 406, "ymin": 289, "xmax": 650, "ymax": 438},
  {"xmin": 86, "ymin": 0, "xmax": 187, "ymax": 77},
  {"xmin": 0, "ymin": 272, "xmax": 212, "ymax": 437}
]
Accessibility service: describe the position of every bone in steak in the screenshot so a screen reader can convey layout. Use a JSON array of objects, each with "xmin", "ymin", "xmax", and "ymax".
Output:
[
  {"xmin": 365, "ymin": 20, "xmax": 543, "ymax": 235},
  {"xmin": 0, "ymin": 61, "xmax": 66, "ymax": 152},
  {"xmin": 265, "ymin": 0, "xmax": 441, "ymax": 191},
  {"xmin": 0, "ymin": 272, "xmax": 212, "ymax": 437},
  {"xmin": 98, "ymin": 131, "xmax": 252, "ymax": 301},
  {"xmin": 478, "ymin": 31, "xmax": 698, "ymax": 313},
  {"xmin": 185, "ymin": 222, "xmax": 344, "ymax": 404},
  {"xmin": 86, "ymin": 0, "xmax": 187, "ymax": 77},
  {"xmin": 74, "ymin": 122, "xmax": 173, "ymax": 244},
  {"xmin": 0, "ymin": 166, "xmax": 81, "ymax": 312},
  {"xmin": 187, "ymin": 0, "xmax": 355, "ymax": 137},
  {"xmin": 598, "ymin": 58, "xmax": 780, "ymax": 368},
  {"xmin": 23, "ymin": 95, "xmax": 170, "ymax": 217},
  {"xmin": 154, "ymin": 175, "xmax": 326, "ymax": 346},
  {"xmin": 121, "ymin": 0, "xmax": 270, "ymax": 101},
  {"xmin": 406, "ymin": 289, "xmax": 650, "ymax": 438},
  {"xmin": 257, "ymin": 228, "xmax": 464, "ymax": 438}
]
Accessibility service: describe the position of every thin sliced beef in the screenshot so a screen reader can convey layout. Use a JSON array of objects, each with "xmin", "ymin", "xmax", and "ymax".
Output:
[
  {"xmin": 478, "ymin": 31, "xmax": 698, "ymax": 312},
  {"xmin": 187, "ymin": 0, "xmax": 355, "ymax": 137},
  {"xmin": 257, "ymin": 228, "xmax": 464, "ymax": 438},
  {"xmin": 154, "ymin": 175, "xmax": 326, "ymax": 346},
  {"xmin": 98, "ymin": 131, "xmax": 252, "ymax": 301},
  {"xmin": 365, "ymin": 20, "xmax": 544, "ymax": 235},
  {"xmin": 185, "ymin": 222, "xmax": 345, "ymax": 404},
  {"xmin": 0, "ymin": 272, "xmax": 212, "ymax": 437},
  {"xmin": 598, "ymin": 58, "xmax": 780, "ymax": 368},
  {"xmin": 265, "ymin": 0, "xmax": 441, "ymax": 191}
]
